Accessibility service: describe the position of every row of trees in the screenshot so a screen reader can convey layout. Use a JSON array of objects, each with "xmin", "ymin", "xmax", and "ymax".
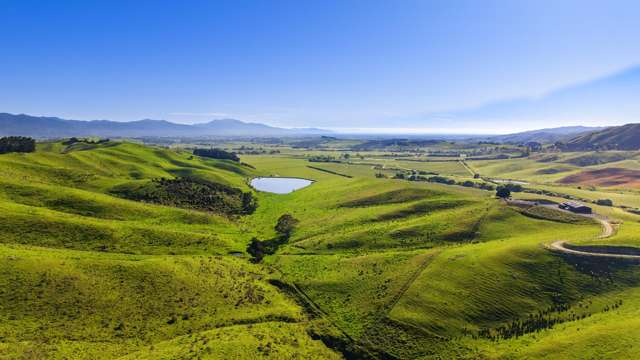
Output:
[
  {"xmin": 479, "ymin": 299, "xmax": 622, "ymax": 341},
  {"xmin": 308, "ymin": 155, "xmax": 341, "ymax": 163},
  {"xmin": 0, "ymin": 136, "xmax": 36, "ymax": 154},
  {"xmin": 193, "ymin": 148, "xmax": 240, "ymax": 162},
  {"xmin": 62, "ymin": 137, "xmax": 109, "ymax": 145},
  {"xmin": 393, "ymin": 171, "xmax": 497, "ymax": 191}
]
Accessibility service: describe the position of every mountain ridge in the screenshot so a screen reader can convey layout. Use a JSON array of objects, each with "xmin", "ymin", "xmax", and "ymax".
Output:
[
  {"xmin": 0, "ymin": 113, "xmax": 331, "ymax": 138},
  {"xmin": 562, "ymin": 123, "xmax": 640, "ymax": 150},
  {"xmin": 486, "ymin": 126, "xmax": 605, "ymax": 144}
]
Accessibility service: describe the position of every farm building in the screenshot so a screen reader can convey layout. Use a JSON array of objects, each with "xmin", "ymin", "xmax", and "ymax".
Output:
[{"xmin": 559, "ymin": 201, "xmax": 592, "ymax": 214}]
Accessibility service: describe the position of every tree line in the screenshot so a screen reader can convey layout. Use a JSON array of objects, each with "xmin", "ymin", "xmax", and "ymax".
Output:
[
  {"xmin": 478, "ymin": 299, "xmax": 623, "ymax": 341},
  {"xmin": 0, "ymin": 136, "xmax": 36, "ymax": 154}
]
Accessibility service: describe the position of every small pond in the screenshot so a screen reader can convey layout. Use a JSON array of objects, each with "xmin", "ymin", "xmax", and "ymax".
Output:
[
  {"xmin": 492, "ymin": 179, "xmax": 529, "ymax": 185},
  {"xmin": 250, "ymin": 177, "xmax": 313, "ymax": 194}
]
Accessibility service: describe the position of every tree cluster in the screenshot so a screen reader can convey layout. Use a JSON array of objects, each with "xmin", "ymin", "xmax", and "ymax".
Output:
[
  {"xmin": 112, "ymin": 176, "xmax": 256, "ymax": 215},
  {"xmin": 308, "ymin": 155, "xmax": 341, "ymax": 163},
  {"xmin": 0, "ymin": 136, "xmax": 36, "ymax": 154},
  {"xmin": 62, "ymin": 137, "xmax": 109, "ymax": 145},
  {"xmin": 193, "ymin": 148, "xmax": 240, "ymax": 162}
]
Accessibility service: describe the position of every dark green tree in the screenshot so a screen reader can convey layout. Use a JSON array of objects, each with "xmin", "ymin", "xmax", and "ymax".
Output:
[
  {"xmin": 496, "ymin": 186, "xmax": 511, "ymax": 199},
  {"xmin": 275, "ymin": 214, "xmax": 299, "ymax": 236}
]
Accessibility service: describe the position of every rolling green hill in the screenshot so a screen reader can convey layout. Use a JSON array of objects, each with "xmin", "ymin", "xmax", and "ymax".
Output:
[{"xmin": 1, "ymin": 140, "xmax": 639, "ymax": 359}]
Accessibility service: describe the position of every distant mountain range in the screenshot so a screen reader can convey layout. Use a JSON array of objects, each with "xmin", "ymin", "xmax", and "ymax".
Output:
[
  {"xmin": 487, "ymin": 126, "xmax": 604, "ymax": 144},
  {"xmin": 484, "ymin": 123, "xmax": 640, "ymax": 151},
  {"xmin": 0, "ymin": 113, "xmax": 331, "ymax": 138}
]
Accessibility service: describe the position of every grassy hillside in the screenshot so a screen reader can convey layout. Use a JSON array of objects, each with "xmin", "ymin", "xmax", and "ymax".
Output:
[
  {"xmin": 1, "ymin": 141, "xmax": 640, "ymax": 359},
  {"xmin": 0, "ymin": 141, "xmax": 339, "ymax": 358},
  {"xmin": 0, "ymin": 245, "xmax": 305, "ymax": 359}
]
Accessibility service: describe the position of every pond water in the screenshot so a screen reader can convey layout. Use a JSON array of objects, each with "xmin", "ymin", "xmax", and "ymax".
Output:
[
  {"xmin": 250, "ymin": 177, "xmax": 313, "ymax": 194},
  {"xmin": 492, "ymin": 179, "xmax": 529, "ymax": 185}
]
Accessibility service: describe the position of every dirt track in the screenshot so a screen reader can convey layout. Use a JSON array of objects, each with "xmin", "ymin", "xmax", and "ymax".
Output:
[
  {"xmin": 546, "ymin": 217, "xmax": 640, "ymax": 259},
  {"xmin": 508, "ymin": 199, "xmax": 640, "ymax": 260}
]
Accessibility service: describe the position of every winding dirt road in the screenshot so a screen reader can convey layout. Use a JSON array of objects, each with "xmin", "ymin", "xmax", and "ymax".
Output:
[
  {"xmin": 508, "ymin": 199, "xmax": 640, "ymax": 260},
  {"xmin": 546, "ymin": 216, "xmax": 636, "ymax": 258},
  {"xmin": 546, "ymin": 208, "xmax": 640, "ymax": 260}
]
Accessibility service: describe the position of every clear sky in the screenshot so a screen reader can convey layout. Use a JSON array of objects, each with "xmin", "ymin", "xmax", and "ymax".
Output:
[{"xmin": 2, "ymin": 0, "xmax": 639, "ymax": 133}]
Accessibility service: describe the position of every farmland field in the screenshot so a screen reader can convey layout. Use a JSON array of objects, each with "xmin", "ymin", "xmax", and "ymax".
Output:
[{"xmin": 1, "ymin": 139, "xmax": 640, "ymax": 359}]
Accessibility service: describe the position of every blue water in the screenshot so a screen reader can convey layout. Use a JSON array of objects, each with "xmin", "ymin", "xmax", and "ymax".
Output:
[{"xmin": 250, "ymin": 177, "xmax": 313, "ymax": 194}]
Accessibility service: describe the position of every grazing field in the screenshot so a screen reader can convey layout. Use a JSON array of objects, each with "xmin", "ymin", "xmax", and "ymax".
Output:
[{"xmin": 1, "ymin": 140, "xmax": 640, "ymax": 359}]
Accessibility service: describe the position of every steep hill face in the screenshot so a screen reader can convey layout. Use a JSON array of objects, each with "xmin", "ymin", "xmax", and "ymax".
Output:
[
  {"xmin": 562, "ymin": 123, "xmax": 640, "ymax": 150},
  {"xmin": 0, "ymin": 113, "xmax": 331, "ymax": 138}
]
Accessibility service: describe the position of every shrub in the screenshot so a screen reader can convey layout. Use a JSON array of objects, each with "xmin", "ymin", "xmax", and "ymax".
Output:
[
  {"xmin": 275, "ymin": 214, "xmax": 299, "ymax": 236},
  {"xmin": 596, "ymin": 199, "xmax": 613, "ymax": 206},
  {"xmin": 496, "ymin": 186, "xmax": 511, "ymax": 199},
  {"xmin": 247, "ymin": 214, "xmax": 298, "ymax": 262}
]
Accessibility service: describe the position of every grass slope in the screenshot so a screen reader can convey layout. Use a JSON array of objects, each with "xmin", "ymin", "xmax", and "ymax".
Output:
[{"xmin": 2, "ymin": 142, "xmax": 640, "ymax": 359}]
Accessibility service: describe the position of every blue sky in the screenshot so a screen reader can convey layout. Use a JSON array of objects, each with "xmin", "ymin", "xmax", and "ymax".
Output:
[{"xmin": 1, "ymin": 0, "xmax": 639, "ymax": 133}]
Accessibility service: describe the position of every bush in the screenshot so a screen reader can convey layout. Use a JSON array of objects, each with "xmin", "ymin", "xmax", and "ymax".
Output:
[
  {"xmin": 596, "ymin": 199, "xmax": 613, "ymax": 206},
  {"xmin": 0, "ymin": 136, "xmax": 36, "ymax": 154},
  {"xmin": 193, "ymin": 148, "xmax": 240, "ymax": 162},
  {"xmin": 275, "ymin": 214, "xmax": 299, "ymax": 236},
  {"xmin": 247, "ymin": 214, "xmax": 298, "ymax": 262},
  {"xmin": 496, "ymin": 186, "xmax": 511, "ymax": 199},
  {"xmin": 428, "ymin": 176, "xmax": 455, "ymax": 185}
]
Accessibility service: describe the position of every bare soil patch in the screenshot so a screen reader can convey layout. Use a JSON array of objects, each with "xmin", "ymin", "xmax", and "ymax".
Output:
[{"xmin": 558, "ymin": 167, "xmax": 640, "ymax": 188}]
